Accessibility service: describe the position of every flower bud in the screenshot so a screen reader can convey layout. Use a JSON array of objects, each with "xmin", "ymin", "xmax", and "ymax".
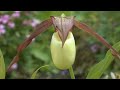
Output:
[{"xmin": 50, "ymin": 31, "xmax": 76, "ymax": 70}]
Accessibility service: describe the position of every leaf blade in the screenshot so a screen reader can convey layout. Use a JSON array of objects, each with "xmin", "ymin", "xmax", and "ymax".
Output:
[
  {"xmin": 31, "ymin": 65, "xmax": 49, "ymax": 79},
  {"xmin": 86, "ymin": 41, "xmax": 120, "ymax": 79},
  {"xmin": 0, "ymin": 49, "xmax": 5, "ymax": 79}
]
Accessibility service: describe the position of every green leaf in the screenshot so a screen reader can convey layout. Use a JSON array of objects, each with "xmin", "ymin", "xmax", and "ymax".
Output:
[
  {"xmin": 86, "ymin": 41, "xmax": 120, "ymax": 79},
  {"xmin": 30, "ymin": 48, "xmax": 50, "ymax": 63},
  {"xmin": 31, "ymin": 65, "xmax": 49, "ymax": 79},
  {"xmin": 0, "ymin": 49, "xmax": 5, "ymax": 79}
]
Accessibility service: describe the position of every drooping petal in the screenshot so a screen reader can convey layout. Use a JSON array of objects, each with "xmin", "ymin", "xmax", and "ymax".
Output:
[
  {"xmin": 7, "ymin": 19, "xmax": 53, "ymax": 72},
  {"xmin": 74, "ymin": 20, "xmax": 120, "ymax": 59}
]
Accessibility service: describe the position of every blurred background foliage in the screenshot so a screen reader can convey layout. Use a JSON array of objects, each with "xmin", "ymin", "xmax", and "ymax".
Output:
[{"xmin": 0, "ymin": 11, "xmax": 120, "ymax": 79}]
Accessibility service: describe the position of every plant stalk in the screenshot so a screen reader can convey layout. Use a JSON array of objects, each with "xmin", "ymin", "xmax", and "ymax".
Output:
[{"xmin": 69, "ymin": 66, "xmax": 75, "ymax": 79}]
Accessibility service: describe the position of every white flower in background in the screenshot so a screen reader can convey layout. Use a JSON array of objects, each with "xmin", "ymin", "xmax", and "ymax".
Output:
[
  {"xmin": 110, "ymin": 72, "xmax": 116, "ymax": 79},
  {"xmin": 26, "ymin": 34, "xmax": 35, "ymax": 42}
]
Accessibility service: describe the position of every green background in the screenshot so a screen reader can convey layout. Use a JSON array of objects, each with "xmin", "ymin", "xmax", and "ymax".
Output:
[{"xmin": 0, "ymin": 11, "xmax": 120, "ymax": 79}]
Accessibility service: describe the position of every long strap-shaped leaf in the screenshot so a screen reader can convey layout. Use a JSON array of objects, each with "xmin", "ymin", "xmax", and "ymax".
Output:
[
  {"xmin": 7, "ymin": 19, "xmax": 53, "ymax": 72},
  {"xmin": 86, "ymin": 41, "xmax": 120, "ymax": 79},
  {"xmin": 31, "ymin": 65, "xmax": 49, "ymax": 79},
  {"xmin": 0, "ymin": 49, "xmax": 5, "ymax": 79},
  {"xmin": 74, "ymin": 20, "xmax": 120, "ymax": 59}
]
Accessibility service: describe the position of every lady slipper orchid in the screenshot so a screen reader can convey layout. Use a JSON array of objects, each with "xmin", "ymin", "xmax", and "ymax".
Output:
[
  {"xmin": 7, "ymin": 14, "xmax": 120, "ymax": 72},
  {"xmin": 51, "ymin": 31, "xmax": 76, "ymax": 70}
]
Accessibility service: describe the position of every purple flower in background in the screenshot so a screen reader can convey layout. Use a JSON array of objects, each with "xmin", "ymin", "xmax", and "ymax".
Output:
[
  {"xmin": 0, "ymin": 24, "xmax": 5, "ymax": 29},
  {"xmin": 90, "ymin": 44, "xmax": 101, "ymax": 53},
  {"xmin": 0, "ymin": 15, "xmax": 10, "ymax": 24},
  {"xmin": 0, "ymin": 29, "xmax": 6, "ymax": 34},
  {"xmin": 61, "ymin": 70, "xmax": 68, "ymax": 75},
  {"xmin": 0, "ymin": 24, "xmax": 6, "ymax": 34},
  {"xmin": 12, "ymin": 11, "xmax": 21, "ymax": 18},
  {"xmin": 11, "ymin": 63, "xmax": 18, "ymax": 70},
  {"xmin": 8, "ymin": 22, "xmax": 15, "ymax": 28},
  {"xmin": 0, "ymin": 11, "xmax": 40, "ymax": 36},
  {"xmin": 30, "ymin": 19, "xmax": 40, "ymax": 27}
]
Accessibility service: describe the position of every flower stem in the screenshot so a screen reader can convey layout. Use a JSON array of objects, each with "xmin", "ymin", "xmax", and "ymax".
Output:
[{"xmin": 69, "ymin": 66, "xmax": 75, "ymax": 79}]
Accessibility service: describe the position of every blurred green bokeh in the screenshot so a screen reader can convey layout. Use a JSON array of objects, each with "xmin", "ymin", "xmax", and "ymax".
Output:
[{"xmin": 0, "ymin": 11, "xmax": 120, "ymax": 79}]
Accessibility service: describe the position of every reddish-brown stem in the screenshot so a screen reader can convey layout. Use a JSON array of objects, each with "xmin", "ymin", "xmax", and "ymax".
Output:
[
  {"xmin": 7, "ymin": 19, "xmax": 53, "ymax": 72},
  {"xmin": 74, "ymin": 20, "xmax": 120, "ymax": 59}
]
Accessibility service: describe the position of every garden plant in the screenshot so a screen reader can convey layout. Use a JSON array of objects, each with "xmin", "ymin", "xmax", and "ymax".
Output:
[{"xmin": 0, "ymin": 11, "xmax": 120, "ymax": 79}]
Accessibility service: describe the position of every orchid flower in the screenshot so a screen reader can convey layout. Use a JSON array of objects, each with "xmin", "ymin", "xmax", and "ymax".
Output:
[{"xmin": 7, "ymin": 14, "xmax": 120, "ymax": 72}]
